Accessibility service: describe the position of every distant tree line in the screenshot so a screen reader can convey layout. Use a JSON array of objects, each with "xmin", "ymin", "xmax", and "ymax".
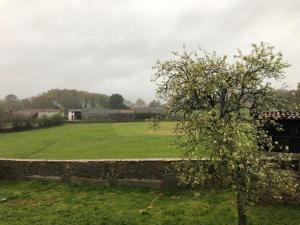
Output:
[
  {"xmin": 274, "ymin": 83, "xmax": 300, "ymax": 110},
  {"xmin": 108, "ymin": 94, "xmax": 128, "ymax": 109},
  {"xmin": 0, "ymin": 89, "xmax": 109, "ymax": 112},
  {"xmin": 0, "ymin": 89, "xmax": 164, "ymax": 116},
  {"xmin": 0, "ymin": 89, "xmax": 170, "ymax": 132},
  {"xmin": 108, "ymin": 94, "xmax": 163, "ymax": 110},
  {"xmin": 1, "ymin": 85, "xmax": 298, "ymax": 116}
]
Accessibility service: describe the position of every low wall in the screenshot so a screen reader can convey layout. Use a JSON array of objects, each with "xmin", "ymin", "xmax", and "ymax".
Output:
[
  {"xmin": 0, "ymin": 159, "xmax": 187, "ymax": 189},
  {"xmin": 0, "ymin": 158, "xmax": 299, "ymax": 190}
]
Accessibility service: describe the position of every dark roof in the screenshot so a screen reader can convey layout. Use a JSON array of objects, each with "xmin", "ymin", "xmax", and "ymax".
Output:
[
  {"xmin": 133, "ymin": 107, "xmax": 161, "ymax": 113},
  {"xmin": 120, "ymin": 109, "xmax": 135, "ymax": 114},
  {"xmin": 107, "ymin": 109, "xmax": 120, "ymax": 114},
  {"xmin": 10, "ymin": 109, "xmax": 58, "ymax": 117},
  {"xmin": 11, "ymin": 110, "xmax": 38, "ymax": 117},
  {"xmin": 82, "ymin": 109, "xmax": 106, "ymax": 114},
  {"xmin": 68, "ymin": 109, "xmax": 82, "ymax": 112},
  {"xmin": 35, "ymin": 109, "xmax": 58, "ymax": 112},
  {"xmin": 264, "ymin": 111, "xmax": 300, "ymax": 120}
]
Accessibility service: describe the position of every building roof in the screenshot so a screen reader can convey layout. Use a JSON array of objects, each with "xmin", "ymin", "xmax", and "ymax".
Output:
[
  {"xmin": 120, "ymin": 109, "xmax": 135, "ymax": 114},
  {"xmin": 107, "ymin": 109, "xmax": 120, "ymax": 114},
  {"xmin": 263, "ymin": 111, "xmax": 300, "ymax": 120},
  {"xmin": 10, "ymin": 110, "xmax": 38, "ymax": 117},
  {"xmin": 133, "ymin": 107, "xmax": 161, "ymax": 113},
  {"xmin": 10, "ymin": 109, "xmax": 58, "ymax": 117},
  {"xmin": 82, "ymin": 109, "xmax": 106, "ymax": 113},
  {"xmin": 36, "ymin": 109, "xmax": 58, "ymax": 112},
  {"xmin": 68, "ymin": 109, "xmax": 82, "ymax": 112}
]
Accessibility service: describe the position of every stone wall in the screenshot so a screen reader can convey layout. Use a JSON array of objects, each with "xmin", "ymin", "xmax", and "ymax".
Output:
[
  {"xmin": 0, "ymin": 159, "xmax": 185, "ymax": 189},
  {"xmin": 0, "ymin": 158, "xmax": 299, "ymax": 190}
]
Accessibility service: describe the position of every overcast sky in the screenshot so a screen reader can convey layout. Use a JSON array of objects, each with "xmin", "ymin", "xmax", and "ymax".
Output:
[{"xmin": 0, "ymin": 0, "xmax": 299, "ymax": 103}]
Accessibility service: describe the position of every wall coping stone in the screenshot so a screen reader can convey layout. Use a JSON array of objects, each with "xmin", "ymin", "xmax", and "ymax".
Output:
[{"xmin": 0, "ymin": 158, "xmax": 209, "ymax": 162}]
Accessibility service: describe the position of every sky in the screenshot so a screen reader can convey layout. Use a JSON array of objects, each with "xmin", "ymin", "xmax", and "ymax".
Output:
[{"xmin": 0, "ymin": 0, "xmax": 299, "ymax": 103}]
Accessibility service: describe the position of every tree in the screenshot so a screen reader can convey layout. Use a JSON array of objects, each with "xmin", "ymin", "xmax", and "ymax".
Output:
[
  {"xmin": 5, "ymin": 94, "xmax": 18, "ymax": 102},
  {"xmin": 20, "ymin": 99, "xmax": 32, "ymax": 109},
  {"xmin": 274, "ymin": 83, "xmax": 300, "ymax": 110},
  {"xmin": 0, "ymin": 102, "xmax": 6, "ymax": 125},
  {"xmin": 28, "ymin": 89, "xmax": 108, "ymax": 109},
  {"xmin": 153, "ymin": 43, "xmax": 297, "ymax": 225},
  {"xmin": 148, "ymin": 100, "xmax": 162, "ymax": 109},
  {"xmin": 135, "ymin": 98, "xmax": 147, "ymax": 107},
  {"xmin": 108, "ymin": 94, "xmax": 128, "ymax": 109},
  {"xmin": 4, "ymin": 94, "xmax": 20, "ymax": 111},
  {"xmin": 0, "ymin": 90, "xmax": 109, "ymax": 112},
  {"xmin": 293, "ymin": 83, "xmax": 300, "ymax": 107},
  {"xmin": 124, "ymin": 99, "xmax": 134, "ymax": 108},
  {"xmin": 0, "ymin": 101, "xmax": 4, "ymax": 114}
]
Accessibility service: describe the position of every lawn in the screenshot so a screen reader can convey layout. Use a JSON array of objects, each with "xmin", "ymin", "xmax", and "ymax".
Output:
[
  {"xmin": 0, "ymin": 122, "xmax": 180, "ymax": 159},
  {"xmin": 0, "ymin": 180, "xmax": 299, "ymax": 225}
]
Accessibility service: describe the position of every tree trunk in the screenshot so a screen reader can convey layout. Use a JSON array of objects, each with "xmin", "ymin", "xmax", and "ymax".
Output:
[{"xmin": 236, "ymin": 191, "xmax": 247, "ymax": 225}]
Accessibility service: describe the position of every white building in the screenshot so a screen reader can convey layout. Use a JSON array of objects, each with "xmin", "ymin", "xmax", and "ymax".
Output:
[
  {"xmin": 37, "ymin": 109, "xmax": 59, "ymax": 118},
  {"xmin": 68, "ymin": 109, "xmax": 82, "ymax": 121}
]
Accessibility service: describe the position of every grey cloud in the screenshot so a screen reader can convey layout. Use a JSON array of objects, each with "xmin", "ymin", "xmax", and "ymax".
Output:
[{"xmin": 0, "ymin": 0, "xmax": 299, "ymax": 103}]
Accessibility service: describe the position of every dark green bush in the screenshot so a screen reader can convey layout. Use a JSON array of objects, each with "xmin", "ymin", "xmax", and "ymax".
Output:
[
  {"xmin": 37, "ymin": 114, "xmax": 64, "ymax": 127},
  {"xmin": 135, "ymin": 113, "xmax": 161, "ymax": 120},
  {"xmin": 11, "ymin": 117, "xmax": 33, "ymax": 131}
]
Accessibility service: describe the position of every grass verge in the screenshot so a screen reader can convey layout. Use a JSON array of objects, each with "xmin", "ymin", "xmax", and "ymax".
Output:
[{"xmin": 0, "ymin": 180, "xmax": 299, "ymax": 225}]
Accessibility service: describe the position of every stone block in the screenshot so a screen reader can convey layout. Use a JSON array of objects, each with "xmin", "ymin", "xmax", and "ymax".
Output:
[
  {"xmin": 70, "ymin": 177, "xmax": 107, "ymax": 187},
  {"xmin": 162, "ymin": 173, "xmax": 179, "ymax": 189},
  {"xmin": 23, "ymin": 175, "xmax": 62, "ymax": 182},
  {"xmin": 117, "ymin": 178, "xmax": 163, "ymax": 189}
]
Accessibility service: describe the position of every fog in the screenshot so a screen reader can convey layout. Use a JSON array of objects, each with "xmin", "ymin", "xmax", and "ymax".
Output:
[{"xmin": 0, "ymin": 0, "xmax": 299, "ymax": 102}]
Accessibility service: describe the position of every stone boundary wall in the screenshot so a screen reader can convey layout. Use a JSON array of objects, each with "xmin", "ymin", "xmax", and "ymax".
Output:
[
  {"xmin": 0, "ymin": 158, "xmax": 299, "ymax": 190},
  {"xmin": 0, "ymin": 159, "xmax": 188, "ymax": 189}
]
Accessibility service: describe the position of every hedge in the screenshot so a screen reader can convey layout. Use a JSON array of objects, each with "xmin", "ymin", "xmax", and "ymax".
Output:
[{"xmin": 0, "ymin": 115, "xmax": 64, "ymax": 133}]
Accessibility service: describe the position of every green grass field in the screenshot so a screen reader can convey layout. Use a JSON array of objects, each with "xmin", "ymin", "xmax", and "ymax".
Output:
[
  {"xmin": 0, "ymin": 180, "xmax": 299, "ymax": 225},
  {"xmin": 0, "ymin": 122, "xmax": 180, "ymax": 159}
]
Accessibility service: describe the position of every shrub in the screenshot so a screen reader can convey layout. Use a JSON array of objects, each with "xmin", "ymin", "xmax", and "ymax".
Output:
[
  {"xmin": 37, "ymin": 114, "xmax": 64, "ymax": 127},
  {"xmin": 135, "ymin": 112, "xmax": 166, "ymax": 121},
  {"xmin": 11, "ymin": 117, "xmax": 34, "ymax": 131}
]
